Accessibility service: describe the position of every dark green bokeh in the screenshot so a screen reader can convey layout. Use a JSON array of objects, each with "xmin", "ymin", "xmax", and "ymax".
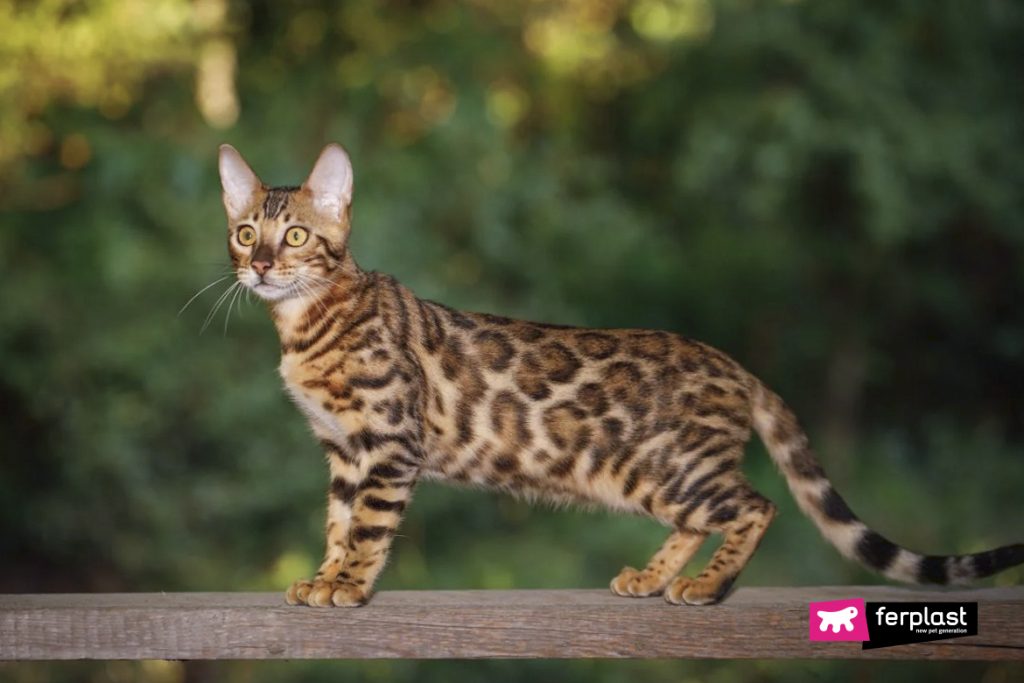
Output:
[{"xmin": 1, "ymin": 1, "xmax": 1022, "ymax": 681}]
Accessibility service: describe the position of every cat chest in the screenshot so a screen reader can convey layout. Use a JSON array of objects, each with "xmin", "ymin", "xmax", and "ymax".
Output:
[{"xmin": 278, "ymin": 355, "xmax": 364, "ymax": 440}]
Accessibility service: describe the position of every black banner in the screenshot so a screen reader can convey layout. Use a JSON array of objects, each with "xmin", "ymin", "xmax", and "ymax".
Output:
[{"xmin": 862, "ymin": 601, "xmax": 978, "ymax": 650}]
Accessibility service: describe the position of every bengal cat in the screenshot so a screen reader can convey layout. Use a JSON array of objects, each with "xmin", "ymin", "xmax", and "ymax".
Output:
[{"xmin": 216, "ymin": 143, "xmax": 1023, "ymax": 607}]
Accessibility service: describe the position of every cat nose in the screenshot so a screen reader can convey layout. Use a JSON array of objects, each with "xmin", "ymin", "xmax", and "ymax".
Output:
[{"xmin": 251, "ymin": 260, "xmax": 273, "ymax": 276}]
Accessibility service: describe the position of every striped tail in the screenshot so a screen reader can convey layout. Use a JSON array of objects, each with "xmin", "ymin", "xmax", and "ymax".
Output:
[{"xmin": 750, "ymin": 379, "xmax": 1024, "ymax": 585}]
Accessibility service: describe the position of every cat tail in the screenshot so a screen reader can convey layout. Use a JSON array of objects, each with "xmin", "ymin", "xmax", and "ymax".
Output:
[{"xmin": 750, "ymin": 378, "xmax": 1024, "ymax": 585}]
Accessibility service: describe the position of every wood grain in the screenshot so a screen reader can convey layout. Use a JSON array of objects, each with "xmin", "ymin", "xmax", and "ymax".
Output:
[{"xmin": 1, "ymin": 587, "xmax": 1022, "ymax": 660}]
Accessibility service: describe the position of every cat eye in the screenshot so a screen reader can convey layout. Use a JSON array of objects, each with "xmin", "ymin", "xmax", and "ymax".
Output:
[
  {"xmin": 285, "ymin": 226, "xmax": 309, "ymax": 247},
  {"xmin": 237, "ymin": 226, "xmax": 257, "ymax": 246}
]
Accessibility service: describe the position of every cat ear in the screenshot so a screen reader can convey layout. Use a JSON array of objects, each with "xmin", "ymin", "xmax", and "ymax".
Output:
[
  {"xmin": 303, "ymin": 144, "xmax": 353, "ymax": 220},
  {"xmin": 218, "ymin": 144, "xmax": 262, "ymax": 220}
]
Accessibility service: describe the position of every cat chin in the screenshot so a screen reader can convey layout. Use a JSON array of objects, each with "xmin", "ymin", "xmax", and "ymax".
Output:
[{"xmin": 247, "ymin": 281, "xmax": 294, "ymax": 302}]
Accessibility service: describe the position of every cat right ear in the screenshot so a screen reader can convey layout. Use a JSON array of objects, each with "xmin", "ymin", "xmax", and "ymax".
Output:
[
  {"xmin": 303, "ymin": 144, "xmax": 353, "ymax": 222},
  {"xmin": 218, "ymin": 144, "xmax": 262, "ymax": 220}
]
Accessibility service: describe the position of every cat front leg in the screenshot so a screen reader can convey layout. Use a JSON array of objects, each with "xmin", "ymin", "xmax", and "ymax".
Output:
[
  {"xmin": 286, "ymin": 436, "xmax": 357, "ymax": 605},
  {"xmin": 304, "ymin": 435, "xmax": 421, "ymax": 607}
]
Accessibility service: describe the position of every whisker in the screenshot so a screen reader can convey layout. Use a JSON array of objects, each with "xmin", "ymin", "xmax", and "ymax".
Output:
[
  {"xmin": 294, "ymin": 278, "xmax": 321, "ymax": 329},
  {"xmin": 178, "ymin": 275, "xmax": 233, "ymax": 317},
  {"xmin": 302, "ymin": 270, "xmax": 341, "ymax": 286},
  {"xmin": 299, "ymin": 272, "xmax": 343, "ymax": 302},
  {"xmin": 223, "ymin": 281, "xmax": 245, "ymax": 335},
  {"xmin": 201, "ymin": 282, "xmax": 240, "ymax": 334},
  {"xmin": 296, "ymin": 274, "xmax": 330, "ymax": 318},
  {"xmin": 302, "ymin": 278, "xmax": 329, "ymax": 323},
  {"xmin": 299, "ymin": 274, "xmax": 331, "ymax": 307}
]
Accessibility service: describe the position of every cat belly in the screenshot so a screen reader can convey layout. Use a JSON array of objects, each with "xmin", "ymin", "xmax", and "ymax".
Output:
[{"xmin": 420, "ymin": 440, "xmax": 644, "ymax": 513}]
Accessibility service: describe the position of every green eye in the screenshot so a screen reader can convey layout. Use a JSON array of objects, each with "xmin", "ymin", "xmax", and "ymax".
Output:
[
  {"xmin": 285, "ymin": 226, "xmax": 309, "ymax": 247},
  {"xmin": 237, "ymin": 226, "xmax": 256, "ymax": 246}
]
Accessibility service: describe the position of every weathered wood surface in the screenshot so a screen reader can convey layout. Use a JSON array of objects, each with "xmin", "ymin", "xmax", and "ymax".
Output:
[{"xmin": 1, "ymin": 587, "xmax": 1022, "ymax": 660}]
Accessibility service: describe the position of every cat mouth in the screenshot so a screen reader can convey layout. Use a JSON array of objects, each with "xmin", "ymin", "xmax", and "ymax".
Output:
[{"xmin": 249, "ymin": 280, "xmax": 292, "ymax": 300}]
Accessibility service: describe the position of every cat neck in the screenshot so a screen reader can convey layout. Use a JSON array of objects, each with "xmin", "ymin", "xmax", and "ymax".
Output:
[{"xmin": 269, "ymin": 249, "xmax": 367, "ymax": 335}]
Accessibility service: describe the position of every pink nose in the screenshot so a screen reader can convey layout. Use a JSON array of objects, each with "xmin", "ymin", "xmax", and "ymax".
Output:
[{"xmin": 251, "ymin": 260, "xmax": 273, "ymax": 276}]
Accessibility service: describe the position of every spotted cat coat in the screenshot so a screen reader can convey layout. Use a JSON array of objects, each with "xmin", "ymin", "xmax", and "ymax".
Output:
[{"xmin": 215, "ymin": 143, "xmax": 1024, "ymax": 607}]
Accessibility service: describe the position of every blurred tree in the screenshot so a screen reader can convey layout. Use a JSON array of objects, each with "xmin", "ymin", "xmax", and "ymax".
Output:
[{"xmin": 0, "ymin": 0, "xmax": 214, "ymax": 170}]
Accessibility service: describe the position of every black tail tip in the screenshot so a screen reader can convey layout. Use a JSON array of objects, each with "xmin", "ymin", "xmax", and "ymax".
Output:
[{"xmin": 971, "ymin": 543, "xmax": 1024, "ymax": 579}]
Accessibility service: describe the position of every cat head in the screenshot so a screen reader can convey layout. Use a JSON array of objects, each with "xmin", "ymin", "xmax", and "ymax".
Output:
[{"xmin": 217, "ymin": 143, "xmax": 353, "ymax": 302}]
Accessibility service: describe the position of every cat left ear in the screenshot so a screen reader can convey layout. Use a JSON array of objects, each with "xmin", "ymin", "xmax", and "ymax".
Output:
[
  {"xmin": 218, "ymin": 144, "xmax": 263, "ymax": 220},
  {"xmin": 303, "ymin": 144, "xmax": 353, "ymax": 221}
]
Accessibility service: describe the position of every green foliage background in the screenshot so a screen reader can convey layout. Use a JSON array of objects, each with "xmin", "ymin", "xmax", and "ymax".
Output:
[{"xmin": 1, "ymin": 0, "xmax": 1023, "ymax": 681}]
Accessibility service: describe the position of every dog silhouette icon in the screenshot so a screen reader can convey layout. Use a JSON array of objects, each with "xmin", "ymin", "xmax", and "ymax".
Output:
[{"xmin": 816, "ymin": 605, "xmax": 859, "ymax": 633}]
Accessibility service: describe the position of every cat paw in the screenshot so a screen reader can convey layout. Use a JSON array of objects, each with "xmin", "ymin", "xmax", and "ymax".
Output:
[
  {"xmin": 285, "ymin": 579, "xmax": 314, "ymax": 605},
  {"xmin": 310, "ymin": 579, "xmax": 368, "ymax": 607},
  {"xmin": 609, "ymin": 566, "xmax": 665, "ymax": 597},
  {"xmin": 664, "ymin": 576, "xmax": 732, "ymax": 605},
  {"xmin": 285, "ymin": 578, "xmax": 368, "ymax": 607}
]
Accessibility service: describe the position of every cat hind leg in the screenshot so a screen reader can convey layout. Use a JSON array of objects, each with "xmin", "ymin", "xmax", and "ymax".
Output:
[
  {"xmin": 664, "ymin": 489, "xmax": 776, "ymax": 605},
  {"xmin": 610, "ymin": 528, "xmax": 708, "ymax": 597}
]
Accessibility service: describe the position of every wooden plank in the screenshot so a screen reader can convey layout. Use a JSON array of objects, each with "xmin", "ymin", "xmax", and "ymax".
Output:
[{"xmin": 1, "ymin": 587, "xmax": 1022, "ymax": 660}]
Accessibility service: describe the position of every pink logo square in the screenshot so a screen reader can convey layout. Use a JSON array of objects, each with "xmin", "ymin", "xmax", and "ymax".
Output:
[{"xmin": 808, "ymin": 598, "xmax": 869, "ymax": 642}]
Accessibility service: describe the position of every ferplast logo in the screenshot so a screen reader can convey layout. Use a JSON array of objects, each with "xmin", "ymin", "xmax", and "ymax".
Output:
[
  {"xmin": 862, "ymin": 602, "xmax": 978, "ymax": 650},
  {"xmin": 808, "ymin": 598, "xmax": 979, "ymax": 649},
  {"xmin": 808, "ymin": 598, "xmax": 869, "ymax": 642}
]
